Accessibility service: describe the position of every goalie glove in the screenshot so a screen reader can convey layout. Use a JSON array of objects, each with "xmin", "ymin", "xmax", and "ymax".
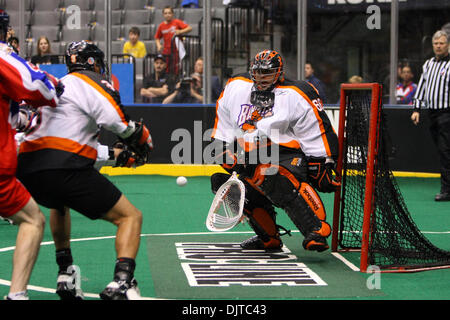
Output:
[
  {"xmin": 119, "ymin": 120, "xmax": 153, "ymax": 166},
  {"xmin": 211, "ymin": 139, "xmax": 247, "ymax": 175},
  {"xmin": 307, "ymin": 157, "xmax": 341, "ymax": 193}
]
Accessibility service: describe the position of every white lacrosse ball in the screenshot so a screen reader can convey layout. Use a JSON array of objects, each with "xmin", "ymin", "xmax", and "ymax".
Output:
[{"xmin": 176, "ymin": 176, "xmax": 187, "ymax": 187}]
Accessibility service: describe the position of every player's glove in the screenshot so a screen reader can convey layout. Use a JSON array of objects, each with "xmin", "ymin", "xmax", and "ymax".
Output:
[
  {"xmin": 307, "ymin": 157, "xmax": 341, "ymax": 193},
  {"xmin": 114, "ymin": 149, "xmax": 136, "ymax": 167},
  {"xmin": 120, "ymin": 120, "xmax": 153, "ymax": 166}
]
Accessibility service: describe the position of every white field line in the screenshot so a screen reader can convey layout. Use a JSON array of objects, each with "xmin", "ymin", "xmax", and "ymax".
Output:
[{"xmin": 0, "ymin": 230, "xmax": 448, "ymax": 297}]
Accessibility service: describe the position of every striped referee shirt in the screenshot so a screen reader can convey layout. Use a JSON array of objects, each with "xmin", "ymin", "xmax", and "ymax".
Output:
[{"xmin": 414, "ymin": 54, "xmax": 450, "ymax": 110}]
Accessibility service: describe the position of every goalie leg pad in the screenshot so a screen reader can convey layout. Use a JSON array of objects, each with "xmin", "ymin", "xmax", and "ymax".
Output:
[
  {"xmin": 250, "ymin": 166, "xmax": 331, "ymax": 251},
  {"xmin": 241, "ymin": 207, "xmax": 282, "ymax": 250}
]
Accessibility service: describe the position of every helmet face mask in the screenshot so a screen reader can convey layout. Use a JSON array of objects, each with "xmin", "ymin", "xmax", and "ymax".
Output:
[
  {"xmin": 65, "ymin": 41, "xmax": 106, "ymax": 75},
  {"xmin": 250, "ymin": 50, "xmax": 284, "ymax": 91}
]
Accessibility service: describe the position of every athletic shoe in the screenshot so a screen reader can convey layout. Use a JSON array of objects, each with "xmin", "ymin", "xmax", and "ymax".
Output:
[
  {"xmin": 56, "ymin": 265, "xmax": 84, "ymax": 300},
  {"xmin": 240, "ymin": 235, "xmax": 283, "ymax": 250},
  {"xmin": 99, "ymin": 278, "xmax": 141, "ymax": 300},
  {"xmin": 4, "ymin": 291, "xmax": 29, "ymax": 300},
  {"xmin": 0, "ymin": 216, "xmax": 14, "ymax": 225},
  {"xmin": 435, "ymin": 192, "xmax": 450, "ymax": 201}
]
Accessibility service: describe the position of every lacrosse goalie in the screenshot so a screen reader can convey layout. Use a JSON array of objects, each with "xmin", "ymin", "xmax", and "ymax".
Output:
[{"xmin": 210, "ymin": 50, "xmax": 340, "ymax": 252}]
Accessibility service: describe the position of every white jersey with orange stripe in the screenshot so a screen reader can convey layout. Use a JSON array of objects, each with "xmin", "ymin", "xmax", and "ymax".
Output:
[
  {"xmin": 18, "ymin": 70, "xmax": 134, "ymax": 174},
  {"xmin": 212, "ymin": 74, "xmax": 338, "ymax": 160}
]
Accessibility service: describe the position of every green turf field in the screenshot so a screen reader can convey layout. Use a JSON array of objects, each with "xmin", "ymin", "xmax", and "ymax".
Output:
[{"xmin": 0, "ymin": 174, "xmax": 449, "ymax": 301}]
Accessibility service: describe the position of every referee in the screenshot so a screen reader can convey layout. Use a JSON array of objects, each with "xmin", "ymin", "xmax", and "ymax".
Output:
[{"xmin": 411, "ymin": 30, "xmax": 450, "ymax": 201}]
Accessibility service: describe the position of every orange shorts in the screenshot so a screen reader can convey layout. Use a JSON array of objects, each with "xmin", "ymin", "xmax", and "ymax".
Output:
[{"xmin": 0, "ymin": 175, "xmax": 31, "ymax": 217}]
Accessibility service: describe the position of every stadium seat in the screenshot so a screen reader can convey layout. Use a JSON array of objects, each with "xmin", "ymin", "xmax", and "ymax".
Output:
[
  {"xmin": 149, "ymin": 0, "xmax": 177, "ymax": 9},
  {"xmin": 212, "ymin": 7, "xmax": 226, "ymax": 21},
  {"xmin": 122, "ymin": 0, "xmax": 150, "ymax": 10},
  {"xmin": 30, "ymin": 0, "xmax": 64, "ymax": 11},
  {"xmin": 91, "ymin": 10, "xmax": 124, "ymax": 25},
  {"xmin": 181, "ymin": 8, "xmax": 203, "ymax": 25},
  {"xmin": 64, "ymin": 0, "xmax": 95, "ymax": 11},
  {"xmin": 92, "ymin": 40, "xmax": 127, "ymax": 55},
  {"xmin": 143, "ymin": 40, "xmax": 157, "ymax": 54},
  {"xmin": 30, "ymin": 25, "xmax": 62, "ymax": 42},
  {"xmin": 7, "ymin": 10, "xmax": 32, "ymax": 27},
  {"xmin": 212, "ymin": 0, "xmax": 225, "ymax": 6},
  {"xmin": 93, "ymin": 25, "xmax": 123, "ymax": 41},
  {"xmin": 30, "ymin": 10, "xmax": 63, "ymax": 26},
  {"xmin": 122, "ymin": 9, "xmax": 151, "ymax": 25},
  {"xmin": 94, "ymin": 0, "xmax": 124, "ymax": 11},
  {"xmin": 61, "ymin": 26, "xmax": 92, "ymax": 42}
]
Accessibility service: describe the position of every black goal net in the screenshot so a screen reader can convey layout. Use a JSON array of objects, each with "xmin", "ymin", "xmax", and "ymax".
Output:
[{"xmin": 334, "ymin": 84, "xmax": 450, "ymax": 272}]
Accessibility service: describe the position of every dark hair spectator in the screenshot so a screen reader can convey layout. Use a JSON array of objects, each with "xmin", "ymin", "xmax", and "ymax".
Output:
[{"xmin": 122, "ymin": 27, "xmax": 147, "ymax": 59}]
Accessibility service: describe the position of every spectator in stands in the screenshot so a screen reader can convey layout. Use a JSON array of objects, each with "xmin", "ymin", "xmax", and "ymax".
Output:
[
  {"xmin": 191, "ymin": 56, "xmax": 222, "ymax": 101},
  {"xmin": 123, "ymin": 27, "xmax": 147, "ymax": 59},
  {"xmin": 162, "ymin": 57, "xmax": 222, "ymax": 104},
  {"xmin": 140, "ymin": 54, "xmax": 176, "ymax": 103},
  {"xmin": 31, "ymin": 36, "xmax": 58, "ymax": 65},
  {"xmin": 305, "ymin": 62, "xmax": 327, "ymax": 103},
  {"xmin": 155, "ymin": 6, "xmax": 192, "ymax": 74},
  {"xmin": 7, "ymin": 36, "xmax": 20, "ymax": 54},
  {"xmin": 396, "ymin": 65, "xmax": 417, "ymax": 105},
  {"xmin": 162, "ymin": 73, "xmax": 202, "ymax": 104}
]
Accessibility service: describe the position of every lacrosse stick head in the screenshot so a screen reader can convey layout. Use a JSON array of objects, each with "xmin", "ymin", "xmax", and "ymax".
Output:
[{"xmin": 206, "ymin": 172, "xmax": 246, "ymax": 232}]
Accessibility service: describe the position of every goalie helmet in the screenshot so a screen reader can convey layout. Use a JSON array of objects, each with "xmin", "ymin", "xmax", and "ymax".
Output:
[
  {"xmin": 65, "ymin": 41, "xmax": 106, "ymax": 74},
  {"xmin": 0, "ymin": 9, "xmax": 10, "ymax": 42},
  {"xmin": 249, "ymin": 50, "xmax": 284, "ymax": 91}
]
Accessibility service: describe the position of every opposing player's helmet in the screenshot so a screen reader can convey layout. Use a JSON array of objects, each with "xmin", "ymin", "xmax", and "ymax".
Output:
[
  {"xmin": 65, "ymin": 41, "xmax": 106, "ymax": 74},
  {"xmin": 0, "ymin": 9, "xmax": 10, "ymax": 42},
  {"xmin": 249, "ymin": 50, "xmax": 284, "ymax": 91}
]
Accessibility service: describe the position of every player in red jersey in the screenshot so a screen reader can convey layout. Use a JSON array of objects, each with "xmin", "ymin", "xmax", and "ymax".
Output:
[
  {"xmin": 0, "ymin": 9, "xmax": 61, "ymax": 300},
  {"xmin": 154, "ymin": 5, "xmax": 192, "ymax": 74}
]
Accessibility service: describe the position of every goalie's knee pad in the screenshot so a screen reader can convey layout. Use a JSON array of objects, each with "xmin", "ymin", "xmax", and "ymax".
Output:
[
  {"xmin": 241, "ymin": 207, "xmax": 282, "ymax": 250},
  {"xmin": 247, "ymin": 164, "xmax": 300, "ymax": 208}
]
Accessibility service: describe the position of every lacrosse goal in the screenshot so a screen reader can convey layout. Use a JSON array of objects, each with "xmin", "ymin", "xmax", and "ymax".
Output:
[{"xmin": 331, "ymin": 83, "xmax": 450, "ymax": 273}]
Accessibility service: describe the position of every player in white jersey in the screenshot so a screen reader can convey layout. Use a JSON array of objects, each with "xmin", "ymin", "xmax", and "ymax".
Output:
[
  {"xmin": 210, "ymin": 50, "xmax": 340, "ymax": 252},
  {"xmin": 17, "ymin": 41, "xmax": 153, "ymax": 300}
]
